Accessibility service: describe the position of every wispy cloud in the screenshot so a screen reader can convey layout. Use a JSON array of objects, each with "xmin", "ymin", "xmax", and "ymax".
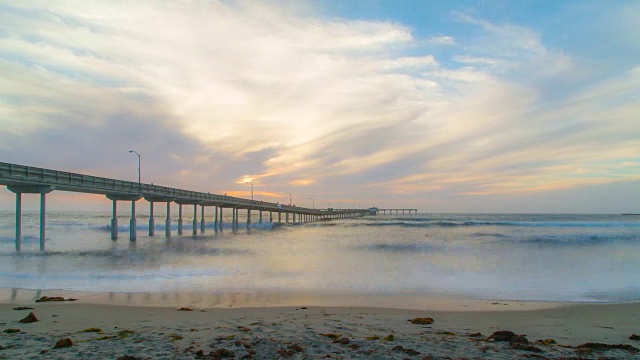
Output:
[{"xmin": 0, "ymin": 1, "xmax": 638, "ymax": 211}]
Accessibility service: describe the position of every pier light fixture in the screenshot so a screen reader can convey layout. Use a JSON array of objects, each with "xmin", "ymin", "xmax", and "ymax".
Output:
[
  {"xmin": 326, "ymin": 200, "xmax": 331, "ymax": 209},
  {"xmin": 128, "ymin": 150, "xmax": 141, "ymax": 183},
  {"xmin": 246, "ymin": 182, "xmax": 253, "ymax": 200},
  {"xmin": 286, "ymin": 192, "xmax": 292, "ymax": 206}
]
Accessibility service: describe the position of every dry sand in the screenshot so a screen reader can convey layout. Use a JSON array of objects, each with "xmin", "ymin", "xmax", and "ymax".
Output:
[{"xmin": 2, "ymin": 290, "xmax": 640, "ymax": 359}]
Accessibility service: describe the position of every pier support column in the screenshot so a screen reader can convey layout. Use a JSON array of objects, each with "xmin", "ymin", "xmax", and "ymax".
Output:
[
  {"xmin": 111, "ymin": 200, "xmax": 118, "ymax": 240},
  {"xmin": 166, "ymin": 202, "xmax": 171, "ymax": 238},
  {"xmin": 219, "ymin": 207, "xmax": 224, "ymax": 232},
  {"xmin": 232, "ymin": 207, "xmax": 237, "ymax": 232},
  {"xmin": 269, "ymin": 211, "xmax": 273, "ymax": 223},
  {"xmin": 214, "ymin": 206, "xmax": 219, "ymax": 233},
  {"xmin": 149, "ymin": 202, "xmax": 155, "ymax": 236},
  {"xmin": 192, "ymin": 205, "xmax": 198, "ymax": 236},
  {"xmin": 259, "ymin": 210, "xmax": 263, "ymax": 224},
  {"xmin": 130, "ymin": 200, "xmax": 137, "ymax": 242},
  {"xmin": 278, "ymin": 212, "xmax": 281, "ymax": 223},
  {"xmin": 178, "ymin": 204, "xmax": 183, "ymax": 235},
  {"xmin": 247, "ymin": 209, "xmax": 251, "ymax": 230},
  {"xmin": 293, "ymin": 213, "xmax": 296, "ymax": 223},
  {"xmin": 200, "ymin": 205, "xmax": 205, "ymax": 234},
  {"xmin": 15, "ymin": 193, "xmax": 21, "ymax": 252},
  {"xmin": 39, "ymin": 193, "xmax": 46, "ymax": 251},
  {"xmin": 286, "ymin": 212, "xmax": 289, "ymax": 223}
]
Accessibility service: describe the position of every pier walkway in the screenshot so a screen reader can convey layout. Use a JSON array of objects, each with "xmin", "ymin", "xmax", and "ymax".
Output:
[
  {"xmin": 375, "ymin": 208, "xmax": 418, "ymax": 215},
  {"xmin": 1, "ymin": 162, "xmax": 369, "ymax": 251}
]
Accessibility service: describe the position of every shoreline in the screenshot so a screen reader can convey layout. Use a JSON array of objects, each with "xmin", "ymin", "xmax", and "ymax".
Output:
[
  {"xmin": 1, "ymin": 287, "xmax": 574, "ymax": 312},
  {"xmin": 3, "ymin": 289, "xmax": 640, "ymax": 358}
]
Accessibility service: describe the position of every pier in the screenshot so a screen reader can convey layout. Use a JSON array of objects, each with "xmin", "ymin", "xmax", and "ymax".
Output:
[
  {"xmin": 371, "ymin": 208, "xmax": 418, "ymax": 215},
  {"xmin": 0, "ymin": 162, "xmax": 372, "ymax": 251}
]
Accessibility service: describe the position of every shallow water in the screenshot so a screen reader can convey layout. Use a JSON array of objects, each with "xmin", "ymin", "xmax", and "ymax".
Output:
[{"xmin": 1, "ymin": 211, "xmax": 639, "ymax": 302}]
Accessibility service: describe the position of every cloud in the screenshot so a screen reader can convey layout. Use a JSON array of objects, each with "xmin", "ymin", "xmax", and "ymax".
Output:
[{"xmin": 0, "ymin": 1, "xmax": 638, "ymax": 212}]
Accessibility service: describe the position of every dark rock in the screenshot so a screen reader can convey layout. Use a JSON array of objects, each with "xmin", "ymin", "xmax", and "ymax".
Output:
[
  {"xmin": 39, "ymin": 349, "xmax": 49, "ymax": 354},
  {"xmin": 178, "ymin": 307, "xmax": 193, "ymax": 311},
  {"xmin": 409, "ymin": 317, "xmax": 434, "ymax": 325},
  {"xmin": 510, "ymin": 335, "xmax": 529, "ymax": 345},
  {"xmin": 332, "ymin": 337, "xmax": 350, "ymax": 345},
  {"xmin": 467, "ymin": 332, "xmax": 483, "ymax": 337},
  {"xmin": 3, "ymin": 328, "xmax": 21, "ymax": 334},
  {"xmin": 210, "ymin": 348, "xmax": 235, "ymax": 358},
  {"xmin": 630, "ymin": 334, "xmax": 640, "ymax": 341},
  {"xmin": 392, "ymin": 345, "xmax": 421, "ymax": 355},
  {"xmin": 117, "ymin": 356, "xmax": 142, "ymax": 360},
  {"xmin": 510, "ymin": 343, "xmax": 543, "ymax": 353},
  {"xmin": 195, "ymin": 350, "xmax": 205, "ymax": 358},
  {"xmin": 53, "ymin": 338, "xmax": 73, "ymax": 349},
  {"xmin": 19, "ymin": 312, "xmax": 39, "ymax": 323},
  {"xmin": 35, "ymin": 296, "xmax": 76, "ymax": 302},
  {"xmin": 348, "ymin": 344, "xmax": 360, "ymax": 350},
  {"xmin": 12, "ymin": 307, "xmax": 33, "ymax": 310},
  {"xmin": 576, "ymin": 342, "xmax": 639, "ymax": 353},
  {"xmin": 487, "ymin": 330, "xmax": 517, "ymax": 342},
  {"xmin": 535, "ymin": 339, "xmax": 557, "ymax": 345}
]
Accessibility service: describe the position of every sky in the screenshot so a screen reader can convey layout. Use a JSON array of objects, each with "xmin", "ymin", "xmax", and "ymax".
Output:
[{"xmin": 0, "ymin": 0, "xmax": 639, "ymax": 213}]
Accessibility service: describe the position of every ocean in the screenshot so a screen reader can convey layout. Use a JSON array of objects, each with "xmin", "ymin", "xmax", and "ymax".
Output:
[{"xmin": 1, "ymin": 211, "xmax": 639, "ymax": 304}]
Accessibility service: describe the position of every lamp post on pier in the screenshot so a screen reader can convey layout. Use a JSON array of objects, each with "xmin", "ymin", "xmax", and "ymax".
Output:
[
  {"xmin": 326, "ymin": 200, "xmax": 331, "ymax": 209},
  {"xmin": 246, "ymin": 182, "xmax": 253, "ymax": 200},
  {"xmin": 286, "ymin": 192, "xmax": 292, "ymax": 206},
  {"xmin": 310, "ymin": 197, "xmax": 314, "ymax": 209},
  {"xmin": 128, "ymin": 150, "xmax": 141, "ymax": 183}
]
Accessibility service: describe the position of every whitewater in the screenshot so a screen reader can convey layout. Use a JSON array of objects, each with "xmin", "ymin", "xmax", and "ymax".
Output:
[{"xmin": 1, "ymin": 211, "xmax": 639, "ymax": 303}]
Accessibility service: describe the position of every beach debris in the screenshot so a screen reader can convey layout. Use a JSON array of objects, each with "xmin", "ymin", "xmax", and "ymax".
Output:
[
  {"xmin": 320, "ymin": 333, "xmax": 341, "ymax": 340},
  {"xmin": 392, "ymin": 345, "xmax": 421, "ymax": 355},
  {"xmin": 575, "ymin": 342, "xmax": 639, "ymax": 353},
  {"xmin": 410, "ymin": 317, "xmax": 434, "ymax": 325},
  {"xmin": 12, "ymin": 306, "xmax": 34, "ymax": 310},
  {"xmin": 435, "ymin": 331, "xmax": 456, "ymax": 336},
  {"xmin": 81, "ymin": 327, "xmax": 104, "ymax": 333},
  {"xmin": 211, "ymin": 348, "xmax": 235, "ymax": 358},
  {"xmin": 3, "ymin": 328, "xmax": 21, "ymax": 333},
  {"xmin": 118, "ymin": 329, "xmax": 135, "ymax": 339},
  {"xmin": 486, "ymin": 330, "xmax": 517, "ymax": 342},
  {"xmin": 171, "ymin": 334, "xmax": 184, "ymax": 342},
  {"xmin": 510, "ymin": 343, "xmax": 543, "ymax": 353},
  {"xmin": 178, "ymin": 307, "xmax": 194, "ymax": 311},
  {"xmin": 237, "ymin": 326, "xmax": 251, "ymax": 332},
  {"xmin": 277, "ymin": 343, "xmax": 304, "ymax": 357},
  {"xmin": 19, "ymin": 312, "xmax": 39, "ymax": 323},
  {"xmin": 366, "ymin": 335, "xmax": 381, "ymax": 340},
  {"xmin": 510, "ymin": 335, "xmax": 530, "ymax": 345},
  {"xmin": 117, "ymin": 356, "xmax": 142, "ymax": 360},
  {"xmin": 332, "ymin": 337, "xmax": 350, "ymax": 345},
  {"xmin": 96, "ymin": 335, "xmax": 118, "ymax": 340},
  {"xmin": 466, "ymin": 332, "xmax": 483, "ymax": 337},
  {"xmin": 53, "ymin": 338, "xmax": 73, "ymax": 349},
  {"xmin": 535, "ymin": 338, "xmax": 557, "ymax": 345},
  {"xmin": 384, "ymin": 334, "xmax": 396, "ymax": 341},
  {"xmin": 35, "ymin": 296, "xmax": 77, "ymax": 302},
  {"xmin": 214, "ymin": 334, "xmax": 236, "ymax": 341},
  {"xmin": 630, "ymin": 334, "xmax": 640, "ymax": 340}
]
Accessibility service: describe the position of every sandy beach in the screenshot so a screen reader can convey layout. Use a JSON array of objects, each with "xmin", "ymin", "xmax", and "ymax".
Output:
[{"xmin": 2, "ymin": 290, "xmax": 640, "ymax": 359}]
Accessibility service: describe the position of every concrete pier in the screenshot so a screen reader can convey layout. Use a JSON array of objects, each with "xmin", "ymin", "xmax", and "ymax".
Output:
[{"xmin": 1, "ymin": 161, "xmax": 385, "ymax": 252}]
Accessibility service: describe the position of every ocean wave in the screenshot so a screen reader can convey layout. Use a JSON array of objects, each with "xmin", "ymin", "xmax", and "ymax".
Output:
[
  {"xmin": 354, "ymin": 242, "xmax": 443, "ymax": 253},
  {"xmin": 349, "ymin": 219, "xmax": 640, "ymax": 229}
]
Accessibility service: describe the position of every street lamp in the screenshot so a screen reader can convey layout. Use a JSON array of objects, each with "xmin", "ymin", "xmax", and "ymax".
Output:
[
  {"xmin": 246, "ymin": 182, "xmax": 253, "ymax": 200},
  {"xmin": 310, "ymin": 197, "xmax": 314, "ymax": 209},
  {"xmin": 286, "ymin": 192, "xmax": 292, "ymax": 206},
  {"xmin": 326, "ymin": 200, "xmax": 331, "ymax": 209},
  {"xmin": 128, "ymin": 150, "xmax": 141, "ymax": 183}
]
